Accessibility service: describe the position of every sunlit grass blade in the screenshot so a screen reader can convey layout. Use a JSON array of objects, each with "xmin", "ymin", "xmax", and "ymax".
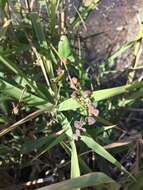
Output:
[
  {"xmin": 91, "ymin": 81, "xmax": 143, "ymax": 101},
  {"xmin": 70, "ymin": 140, "xmax": 80, "ymax": 182},
  {"xmin": 59, "ymin": 82, "xmax": 143, "ymax": 112},
  {"xmin": 36, "ymin": 172, "xmax": 120, "ymax": 190},
  {"xmin": 0, "ymin": 19, "xmax": 11, "ymax": 41},
  {"xmin": 92, "ymin": 85, "xmax": 129, "ymax": 101},
  {"xmin": 61, "ymin": 141, "xmax": 92, "ymax": 174},
  {"xmin": 58, "ymin": 114, "xmax": 80, "ymax": 187}
]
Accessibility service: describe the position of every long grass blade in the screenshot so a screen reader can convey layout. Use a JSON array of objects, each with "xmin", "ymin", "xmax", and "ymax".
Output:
[{"xmin": 36, "ymin": 172, "xmax": 120, "ymax": 190}]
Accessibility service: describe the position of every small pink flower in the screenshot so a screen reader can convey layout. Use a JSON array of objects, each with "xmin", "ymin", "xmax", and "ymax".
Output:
[
  {"xmin": 86, "ymin": 117, "xmax": 96, "ymax": 125},
  {"xmin": 88, "ymin": 103, "xmax": 99, "ymax": 117},
  {"xmin": 74, "ymin": 121, "xmax": 82, "ymax": 129},
  {"xmin": 73, "ymin": 120, "xmax": 86, "ymax": 140}
]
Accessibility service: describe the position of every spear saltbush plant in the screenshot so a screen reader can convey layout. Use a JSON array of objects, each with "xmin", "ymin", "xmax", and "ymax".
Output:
[{"xmin": 0, "ymin": 1, "xmax": 143, "ymax": 190}]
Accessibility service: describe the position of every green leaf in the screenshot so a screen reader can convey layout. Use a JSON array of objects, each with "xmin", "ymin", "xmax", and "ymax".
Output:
[
  {"xmin": 80, "ymin": 135, "xmax": 133, "ymax": 178},
  {"xmin": 70, "ymin": 141, "xmax": 80, "ymax": 179},
  {"xmin": 61, "ymin": 137, "xmax": 92, "ymax": 174},
  {"xmin": 0, "ymin": 55, "xmax": 37, "ymax": 92},
  {"xmin": 58, "ymin": 98, "xmax": 81, "ymax": 111},
  {"xmin": 58, "ymin": 114, "xmax": 80, "ymax": 186},
  {"xmin": 58, "ymin": 35, "xmax": 75, "ymax": 62},
  {"xmin": 36, "ymin": 172, "xmax": 120, "ymax": 190},
  {"xmin": 34, "ymin": 132, "xmax": 66, "ymax": 159},
  {"xmin": 122, "ymin": 89, "xmax": 143, "ymax": 105},
  {"xmin": 29, "ymin": 13, "xmax": 55, "ymax": 91},
  {"xmin": 91, "ymin": 81, "xmax": 143, "ymax": 101},
  {"xmin": 91, "ymin": 85, "xmax": 129, "ymax": 101},
  {"xmin": 0, "ymin": 78, "xmax": 54, "ymax": 110},
  {"xmin": 22, "ymin": 133, "xmax": 67, "ymax": 155},
  {"xmin": 30, "ymin": 12, "xmax": 47, "ymax": 48}
]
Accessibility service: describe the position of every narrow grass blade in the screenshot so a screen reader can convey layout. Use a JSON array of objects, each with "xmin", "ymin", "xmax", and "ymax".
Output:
[
  {"xmin": 0, "ymin": 109, "xmax": 46, "ymax": 137},
  {"xmin": 0, "ymin": 78, "xmax": 54, "ymax": 109},
  {"xmin": 70, "ymin": 140, "xmax": 80, "ymax": 179},
  {"xmin": 91, "ymin": 85, "xmax": 129, "ymax": 101},
  {"xmin": 91, "ymin": 81, "xmax": 143, "ymax": 101},
  {"xmin": 108, "ymin": 42, "xmax": 133, "ymax": 66},
  {"xmin": 29, "ymin": 13, "xmax": 55, "ymax": 90},
  {"xmin": 70, "ymin": 0, "xmax": 101, "ymax": 29},
  {"xmin": 47, "ymin": 0, "xmax": 58, "ymax": 36},
  {"xmin": 33, "ymin": 132, "xmax": 66, "ymax": 160},
  {"xmin": 30, "ymin": 12, "xmax": 47, "ymax": 47},
  {"xmin": 58, "ymin": 114, "xmax": 80, "ymax": 187},
  {"xmin": 80, "ymin": 135, "xmax": 134, "ymax": 179},
  {"xmin": 36, "ymin": 172, "xmax": 120, "ymax": 190},
  {"xmin": 0, "ymin": 55, "xmax": 37, "ymax": 92},
  {"xmin": 22, "ymin": 132, "xmax": 66, "ymax": 155},
  {"xmin": 22, "ymin": 136, "xmax": 53, "ymax": 154},
  {"xmin": 121, "ymin": 89, "xmax": 143, "ymax": 105}
]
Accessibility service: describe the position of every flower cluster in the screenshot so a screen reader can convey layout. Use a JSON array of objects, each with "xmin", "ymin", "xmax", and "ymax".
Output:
[
  {"xmin": 70, "ymin": 82, "xmax": 100, "ymax": 141},
  {"xmin": 74, "ymin": 120, "xmax": 86, "ymax": 141}
]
